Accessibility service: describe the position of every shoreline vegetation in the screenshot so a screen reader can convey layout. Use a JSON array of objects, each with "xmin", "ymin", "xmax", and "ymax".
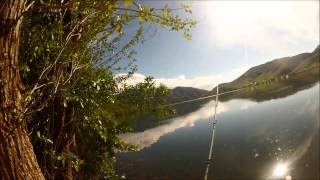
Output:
[{"xmin": 0, "ymin": 1, "xmax": 195, "ymax": 179}]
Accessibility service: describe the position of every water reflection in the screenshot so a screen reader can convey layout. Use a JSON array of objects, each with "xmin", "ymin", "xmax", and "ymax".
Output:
[
  {"xmin": 272, "ymin": 163, "xmax": 288, "ymax": 177},
  {"xmin": 120, "ymin": 101, "xmax": 228, "ymax": 150},
  {"xmin": 263, "ymin": 91, "xmax": 319, "ymax": 180},
  {"xmin": 264, "ymin": 128, "xmax": 318, "ymax": 180},
  {"xmin": 240, "ymin": 101, "xmax": 257, "ymax": 110},
  {"xmin": 117, "ymin": 83, "xmax": 319, "ymax": 180}
]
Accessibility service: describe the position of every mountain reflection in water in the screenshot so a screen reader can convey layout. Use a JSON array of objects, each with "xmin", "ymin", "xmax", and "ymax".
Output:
[
  {"xmin": 116, "ymin": 83, "xmax": 319, "ymax": 180},
  {"xmin": 120, "ymin": 101, "xmax": 228, "ymax": 151}
]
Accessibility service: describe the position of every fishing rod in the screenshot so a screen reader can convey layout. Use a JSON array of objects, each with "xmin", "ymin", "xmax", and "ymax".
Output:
[{"xmin": 204, "ymin": 84, "xmax": 219, "ymax": 180}]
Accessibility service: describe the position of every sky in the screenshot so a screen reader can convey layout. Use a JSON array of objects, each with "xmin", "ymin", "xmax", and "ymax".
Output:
[{"xmin": 119, "ymin": 0, "xmax": 319, "ymax": 90}]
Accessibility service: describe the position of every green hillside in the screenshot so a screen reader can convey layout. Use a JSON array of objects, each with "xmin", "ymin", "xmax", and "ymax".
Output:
[
  {"xmin": 168, "ymin": 45, "xmax": 319, "ymax": 104},
  {"xmin": 169, "ymin": 86, "xmax": 208, "ymax": 102},
  {"xmin": 213, "ymin": 45, "xmax": 320, "ymax": 101}
]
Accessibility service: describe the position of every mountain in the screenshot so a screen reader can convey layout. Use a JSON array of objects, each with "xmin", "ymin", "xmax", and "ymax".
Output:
[
  {"xmin": 167, "ymin": 87, "xmax": 209, "ymax": 115},
  {"xmin": 210, "ymin": 45, "xmax": 320, "ymax": 101},
  {"xmin": 168, "ymin": 86, "xmax": 208, "ymax": 103},
  {"xmin": 168, "ymin": 45, "xmax": 319, "ymax": 109}
]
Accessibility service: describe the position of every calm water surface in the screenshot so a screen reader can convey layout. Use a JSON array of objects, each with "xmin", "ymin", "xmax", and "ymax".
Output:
[{"xmin": 116, "ymin": 84, "xmax": 319, "ymax": 180}]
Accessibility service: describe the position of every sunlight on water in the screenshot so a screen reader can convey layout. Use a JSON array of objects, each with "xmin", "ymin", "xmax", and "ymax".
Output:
[
  {"xmin": 117, "ymin": 84, "xmax": 319, "ymax": 179},
  {"xmin": 266, "ymin": 162, "xmax": 293, "ymax": 180},
  {"xmin": 285, "ymin": 175, "xmax": 292, "ymax": 180},
  {"xmin": 272, "ymin": 163, "xmax": 288, "ymax": 177}
]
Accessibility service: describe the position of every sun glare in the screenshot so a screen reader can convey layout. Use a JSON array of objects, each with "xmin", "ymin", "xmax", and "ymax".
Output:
[
  {"xmin": 195, "ymin": 1, "xmax": 319, "ymax": 49},
  {"xmin": 272, "ymin": 163, "xmax": 288, "ymax": 177}
]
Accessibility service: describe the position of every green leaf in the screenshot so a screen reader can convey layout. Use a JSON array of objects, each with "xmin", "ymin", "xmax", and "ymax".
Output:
[
  {"xmin": 63, "ymin": 101, "xmax": 67, "ymax": 107},
  {"xmin": 36, "ymin": 131, "xmax": 41, "ymax": 138},
  {"xmin": 80, "ymin": 101, "xmax": 84, "ymax": 108},
  {"xmin": 124, "ymin": 0, "xmax": 133, "ymax": 7},
  {"xmin": 46, "ymin": 139, "xmax": 53, "ymax": 144},
  {"xmin": 184, "ymin": 31, "xmax": 192, "ymax": 40},
  {"xmin": 57, "ymin": 156, "xmax": 63, "ymax": 161}
]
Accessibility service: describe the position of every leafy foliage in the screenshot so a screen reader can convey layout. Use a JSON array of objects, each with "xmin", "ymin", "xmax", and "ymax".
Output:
[
  {"xmin": 117, "ymin": 76, "xmax": 174, "ymax": 118},
  {"xmin": 20, "ymin": 0, "xmax": 195, "ymax": 179}
]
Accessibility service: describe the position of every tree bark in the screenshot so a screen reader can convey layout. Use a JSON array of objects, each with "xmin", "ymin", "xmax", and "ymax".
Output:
[
  {"xmin": 0, "ymin": 0, "xmax": 44, "ymax": 179},
  {"xmin": 51, "ymin": 97, "xmax": 76, "ymax": 180},
  {"xmin": 52, "ymin": 100, "xmax": 76, "ymax": 180}
]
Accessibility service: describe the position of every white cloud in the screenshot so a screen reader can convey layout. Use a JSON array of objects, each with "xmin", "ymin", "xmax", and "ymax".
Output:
[
  {"xmin": 240, "ymin": 101, "xmax": 257, "ymax": 110},
  {"xmin": 117, "ymin": 66, "xmax": 249, "ymax": 90},
  {"xmin": 155, "ymin": 74, "xmax": 223, "ymax": 90},
  {"xmin": 117, "ymin": 73, "xmax": 222, "ymax": 90},
  {"xmin": 120, "ymin": 101, "xmax": 228, "ymax": 151},
  {"xmin": 195, "ymin": 1, "xmax": 319, "ymax": 54}
]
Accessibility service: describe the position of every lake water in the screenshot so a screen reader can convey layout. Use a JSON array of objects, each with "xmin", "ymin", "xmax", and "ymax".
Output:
[{"xmin": 116, "ymin": 83, "xmax": 319, "ymax": 180}]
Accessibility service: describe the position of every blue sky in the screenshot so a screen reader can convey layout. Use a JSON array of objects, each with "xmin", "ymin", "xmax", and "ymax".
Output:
[{"xmin": 119, "ymin": 1, "xmax": 319, "ymax": 90}]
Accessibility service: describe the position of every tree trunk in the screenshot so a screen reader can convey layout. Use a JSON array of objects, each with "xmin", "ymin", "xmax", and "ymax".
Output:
[
  {"xmin": 51, "ymin": 97, "xmax": 76, "ymax": 180},
  {"xmin": 0, "ymin": 0, "xmax": 44, "ymax": 179}
]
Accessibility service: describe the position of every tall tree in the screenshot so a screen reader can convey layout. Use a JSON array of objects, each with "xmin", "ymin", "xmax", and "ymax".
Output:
[
  {"xmin": 0, "ymin": 0, "xmax": 44, "ymax": 179},
  {"xmin": 1, "ymin": 0, "xmax": 195, "ymax": 179}
]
